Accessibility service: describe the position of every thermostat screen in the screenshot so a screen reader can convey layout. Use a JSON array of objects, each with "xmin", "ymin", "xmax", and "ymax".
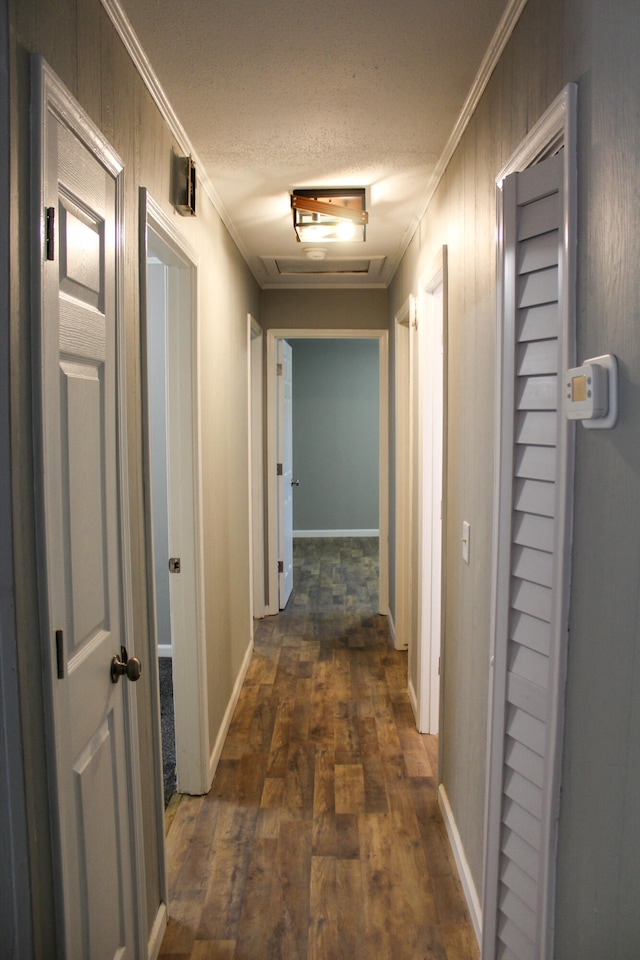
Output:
[{"xmin": 571, "ymin": 374, "xmax": 588, "ymax": 403}]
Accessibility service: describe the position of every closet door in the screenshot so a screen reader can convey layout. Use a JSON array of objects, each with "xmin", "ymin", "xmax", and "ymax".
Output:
[{"xmin": 483, "ymin": 145, "xmax": 575, "ymax": 960}]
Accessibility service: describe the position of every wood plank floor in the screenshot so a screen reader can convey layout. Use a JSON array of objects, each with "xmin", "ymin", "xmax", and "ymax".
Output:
[{"xmin": 159, "ymin": 538, "xmax": 479, "ymax": 960}]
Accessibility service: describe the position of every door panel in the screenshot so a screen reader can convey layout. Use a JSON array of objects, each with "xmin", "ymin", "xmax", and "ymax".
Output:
[{"xmin": 34, "ymin": 63, "xmax": 141, "ymax": 958}]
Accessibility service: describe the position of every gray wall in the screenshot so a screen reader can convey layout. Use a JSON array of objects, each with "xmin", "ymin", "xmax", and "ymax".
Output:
[
  {"xmin": 291, "ymin": 339, "xmax": 379, "ymax": 534},
  {"xmin": 390, "ymin": 0, "xmax": 640, "ymax": 953}
]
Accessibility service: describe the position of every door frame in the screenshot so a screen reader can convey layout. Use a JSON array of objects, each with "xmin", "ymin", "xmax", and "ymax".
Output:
[
  {"xmin": 248, "ymin": 314, "xmax": 265, "ymax": 620},
  {"xmin": 414, "ymin": 248, "xmax": 447, "ymax": 734},
  {"xmin": 140, "ymin": 190, "xmax": 210, "ymax": 797},
  {"xmin": 31, "ymin": 56, "xmax": 148, "ymax": 955},
  {"xmin": 393, "ymin": 296, "xmax": 416, "ymax": 652},
  {"xmin": 265, "ymin": 328, "xmax": 389, "ymax": 617}
]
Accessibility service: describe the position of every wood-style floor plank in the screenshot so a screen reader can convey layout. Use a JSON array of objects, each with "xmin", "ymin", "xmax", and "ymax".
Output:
[{"xmin": 160, "ymin": 537, "xmax": 479, "ymax": 960}]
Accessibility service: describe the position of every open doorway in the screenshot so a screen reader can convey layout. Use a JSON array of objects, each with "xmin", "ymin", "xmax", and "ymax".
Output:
[
  {"xmin": 140, "ymin": 191, "xmax": 209, "ymax": 805},
  {"xmin": 265, "ymin": 329, "xmax": 389, "ymax": 617}
]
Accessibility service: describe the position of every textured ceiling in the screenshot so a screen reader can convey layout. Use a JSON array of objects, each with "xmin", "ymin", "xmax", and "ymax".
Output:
[{"xmin": 118, "ymin": 0, "xmax": 511, "ymax": 287}]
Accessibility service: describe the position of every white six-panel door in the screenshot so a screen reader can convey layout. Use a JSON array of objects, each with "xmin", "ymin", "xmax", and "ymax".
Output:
[{"xmin": 33, "ymin": 60, "xmax": 143, "ymax": 958}]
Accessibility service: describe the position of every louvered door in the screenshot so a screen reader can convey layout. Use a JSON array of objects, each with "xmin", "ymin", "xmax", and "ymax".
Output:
[{"xmin": 483, "ymin": 148, "xmax": 575, "ymax": 960}]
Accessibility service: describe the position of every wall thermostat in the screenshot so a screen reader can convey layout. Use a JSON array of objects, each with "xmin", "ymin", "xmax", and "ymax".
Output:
[{"xmin": 565, "ymin": 354, "xmax": 618, "ymax": 428}]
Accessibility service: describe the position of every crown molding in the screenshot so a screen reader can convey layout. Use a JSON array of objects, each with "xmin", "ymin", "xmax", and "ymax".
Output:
[
  {"xmin": 103, "ymin": 0, "xmax": 527, "ymax": 290},
  {"xmin": 391, "ymin": 0, "xmax": 529, "ymax": 275},
  {"xmin": 100, "ymin": 0, "xmax": 252, "ymax": 268}
]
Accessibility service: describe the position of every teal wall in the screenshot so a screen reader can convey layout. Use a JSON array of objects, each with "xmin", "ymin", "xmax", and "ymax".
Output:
[{"xmin": 291, "ymin": 339, "xmax": 379, "ymax": 533}]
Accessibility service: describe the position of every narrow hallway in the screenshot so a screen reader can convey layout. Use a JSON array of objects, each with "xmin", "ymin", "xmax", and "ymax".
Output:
[{"xmin": 159, "ymin": 538, "xmax": 478, "ymax": 959}]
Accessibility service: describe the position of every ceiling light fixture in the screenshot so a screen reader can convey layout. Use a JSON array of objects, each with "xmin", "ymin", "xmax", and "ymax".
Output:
[{"xmin": 291, "ymin": 188, "xmax": 368, "ymax": 243}]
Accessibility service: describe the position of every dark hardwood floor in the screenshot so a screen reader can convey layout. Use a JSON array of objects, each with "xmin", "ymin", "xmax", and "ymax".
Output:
[{"xmin": 159, "ymin": 538, "xmax": 479, "ymax": 959}]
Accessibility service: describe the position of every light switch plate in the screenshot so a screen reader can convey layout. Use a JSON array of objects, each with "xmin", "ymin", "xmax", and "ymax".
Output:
[{"xmin": 462, "ymin": 521, "xmax": 470, "ymax": 564}]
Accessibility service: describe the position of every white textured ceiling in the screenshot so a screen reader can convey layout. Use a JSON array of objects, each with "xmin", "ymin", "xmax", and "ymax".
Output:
[{"xmin": 118, "ymin": 0, "xmax": 511, "ymax": 287}]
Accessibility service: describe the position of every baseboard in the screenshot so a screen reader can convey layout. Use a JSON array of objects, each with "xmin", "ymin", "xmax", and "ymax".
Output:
[
  {"xmin": 158, "ymin": 644, "xmax": 172, "ymax": 658},
  {"xmin": 208, "ymin": 636, "xmax": 254, "ymax": 786},
  {"xmin": 147, "ymin": 902, "xmax": 167, "ymax": 960},
  {"xmin": 293, "ymin": 529, "xmax": 379, "ymax": 538},
  {"xmin": 438, "ymin": 783, "xmax": 482, "ymax": 947},
  {"xmin": 408, "ymin": 675, "xmax": 419, "ymax": 725}
]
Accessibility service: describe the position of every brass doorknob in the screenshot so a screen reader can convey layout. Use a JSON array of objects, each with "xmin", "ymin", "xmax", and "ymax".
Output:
[{"xmin": 111, "ymin": 646, "xmax": 142, "ymax": 684}]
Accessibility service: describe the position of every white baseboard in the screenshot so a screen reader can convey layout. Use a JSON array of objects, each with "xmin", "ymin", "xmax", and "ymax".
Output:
[
  {"xmin": 293, "ymin": 529, "xmax": 379, "ymax": 538},
  {"xmin": 158, "ymin": 644, "xmax": 172, "ymax": 658},
  {"xmin": 208, "ymin": 636, "xmax": 254, "ymax": 786},
  {"xmin": 147, "ymin": 903, "xmax": 167, "ymax": 960},
  {"xmin": 408, "ymin": 675, "xmax": 419, "ymax": 725},
  {"xmin": 438, "ymin": 783, "xmax": 482, "ymax": 947}
]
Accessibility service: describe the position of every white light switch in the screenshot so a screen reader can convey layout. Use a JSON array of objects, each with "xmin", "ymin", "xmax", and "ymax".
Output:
[{"xmin": 462, "ymin": 521, "xmax": 470, "ymax": 564}]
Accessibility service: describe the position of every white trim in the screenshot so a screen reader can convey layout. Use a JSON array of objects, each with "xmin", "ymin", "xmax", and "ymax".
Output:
[
  {"xmin": 100, "ymin": 0, "xmax": 250, "ymax": 269},
  {"xmin": 248, "ymin": 314, "xmax": 265, "ymax": 620},
  {"xmin": 438, "ymin": 783, "xmax": 482, "ymax": 947},
  {"xmin": 394, "ymin": 296, "xmax": 416, "ymax": 653},
  {"xmin": 157, "ymin": 644, "xmax": 172, "ymax": 658},
  {"xmin": 390, "ymin": 0, "xmax": 529, "ymax": 281},
  {"xmin": 293, "ymin": 529, "xmax": 379, "ymax": 538},
  {"xmin": 414, "ymin": 249, "xmax": 446, "ymax": 735},
  {"xmin": 386, "ymin": 607, "xmax": 397, "ymax": 646},
  {"xmin": 142, "ymin": 192, "xmax": 210, "ymax": 799},
  {"xmin": 208, "ymin": 637, "xmax": 255, "ymax": 785},
  {"xmin": 266, "ymin": 328, "xmax": 389, "ymax": 618},
  {"xmin": 147, "ymin": 903, "xmax": 167, "ymax": 960},
  {"xmin": 101, "ymin": 0, "xmax": 527, "ymax": 291}
]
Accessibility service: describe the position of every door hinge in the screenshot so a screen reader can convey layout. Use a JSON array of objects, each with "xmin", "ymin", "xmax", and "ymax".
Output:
[
  {"xmin": 277, "ymin": 462, "xmax": 283, "ymax": 476},
  {"xmin": 45, "ymin": 206, "xmax": 55, "ymax": 261},
  {"xmin": 278, "ymin": 560, "xmax": 284, "ymax": 573},
  {"xmin": 276, "ymin": 362, "xmax": 283, "ymax": 376},
  {"xmin": 169, "ymin": 557, "xmax": 181, "ymax": 573},
  {"xmin": 55, "ymin": 629, "xmax": 65, "ymax": 679}
]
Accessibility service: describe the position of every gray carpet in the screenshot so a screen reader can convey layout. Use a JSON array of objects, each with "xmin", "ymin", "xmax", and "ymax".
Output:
[{"xmin": 158, "ymin": 657, "xmax": 176, "ymax": 807}]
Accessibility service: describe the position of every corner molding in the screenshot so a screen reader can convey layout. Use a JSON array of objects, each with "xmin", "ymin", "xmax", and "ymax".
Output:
[
  {"xmin": 391, "ymin": 0, "xmax": 529, "ymax": 276},
  {"xmin": 100, "ymin": 0, "xmax": 252, "ymax": 269}
]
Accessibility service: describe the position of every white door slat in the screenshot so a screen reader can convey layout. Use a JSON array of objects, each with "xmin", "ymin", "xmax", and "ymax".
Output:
[
  {"xmin": 513, "ymin": 478, "xmax": 555, "ymax": 519},
  {"xmin": 514, "ymin": 444, "xmax": 557, "ymax": 482},
  {"xmin": 504, "ymin": 767, "xmax": 543, "ymax": 820},
  {"xmin": 503, "ymin": 797, "xmax": 542, "ymax": 851},
  {"xmin": 501, "ymin": 827, "xmax": 539, "ymax": 883},
  {"xmin": 513, "ymin": 512, "xmax": 554, "ymax": 553},
  {"xmin": 507, "ymin": 673, "xmax": 548, "ymax": 724},
  {"xmin": 517, "ymin": 302, "xmax": 560, "ymax": 343},
  {"xmin": 516, "ymin": 339, "xmax": 558, "ymax": 377},
  {"xmin": 486, "ymin": 132, "xmax": 574, "ymax": 960},
  {"xmin": 511, "ymin": 578, "xmax": 552, "ymax": 623},
  {"xmin": 500, "ymin": 859, "xmax": 538, "ymax": 914},
  {"xmin": 498, "ymin": 914, "xmax": 536, "ymax": 960},
  {"xmin": 510, "ymin": 609, "xmax": 551, "ymax": 657},
  {"xmin": 517, "ymin": 189, "xmax": 560, "ymax": 238},
  {"xmin": 517, "ymin": 266, "xmax": 558, "ymax": 309},
  {"xmin": 517, "ymin": 230, "xmax": 559, "ymax": 275},
  {"xmin": 512, "ymin": 545, "xmax": 553, "ymax": 588},
  {"xmin": 516, "ymin": 374, "xmax": 557, "ymax": 411},
  {"xmin": 506, "ymin": 705, "xmax": 546, "ymax": 756},
  {"xmin": 504, "ymin": 737, "xmax": 545, "ymax": 789},
  {"xmin": 509, "ymin": 642, "xmax": 550, "ymax": 690},
  {"xmin": 500, "ymin": 885, "xmax": 537, "ymax": 944},
  {"xmin": 515, "ymin": 411, "xmax": 557, "ymax": 447}
]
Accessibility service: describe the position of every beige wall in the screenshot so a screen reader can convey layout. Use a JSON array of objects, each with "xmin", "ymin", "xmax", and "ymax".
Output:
[
  {"xmin": 390, "ymin": 0, "xmax": 640, "ymax": 953},
  {"xmin": 261, "ymin": 287, "xmax": 388, "ymax": 331},
  {"xmin": 9, "ymin": 0, "xmax": 260, "ymax": 950}
]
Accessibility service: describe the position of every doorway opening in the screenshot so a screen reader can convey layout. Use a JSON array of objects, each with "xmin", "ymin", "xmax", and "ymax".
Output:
[
  {"xmin": 265, "ymin": 329, "xmax": 389, "ymax": 618},
  {"xmin": 140, "ymin": 191, "xmax": 209, "ymax": 805}
]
